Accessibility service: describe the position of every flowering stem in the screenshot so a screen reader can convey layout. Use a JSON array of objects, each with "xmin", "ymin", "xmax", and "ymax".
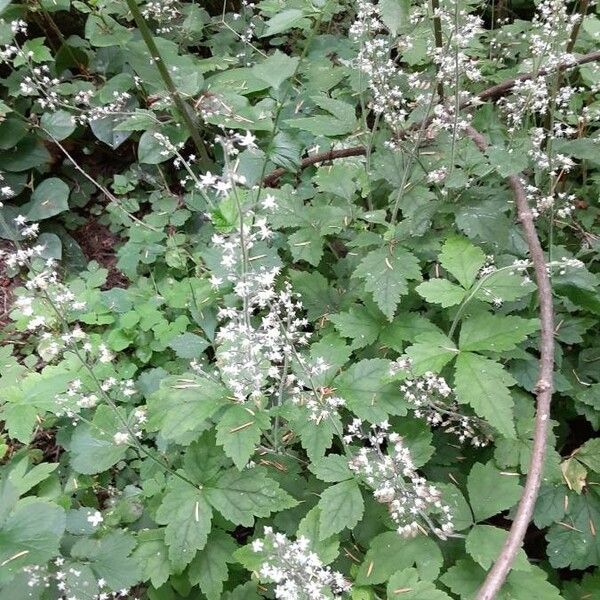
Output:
[
  {"xmin": 430, "ymin": 0, "xmax": 445, "ymax": 99},
  {"xmin": 124, "ymin": 0, "xmax": 211, "ymax": 169}
]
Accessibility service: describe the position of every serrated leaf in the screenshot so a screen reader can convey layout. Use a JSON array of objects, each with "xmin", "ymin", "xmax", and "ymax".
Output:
[
  {"xmin": 387, "ymin": 568, "xmax": 452, "ymax": 600},
  {"xmin": 0, "ymin": 499, "xmax": 65, "ymax": 582},
  {"xmin": 439, "ymin": 236, "xmax": 486, "ymax": 289},
  {"xmin": 70, "ymin": 531, "xmax": 141, "ymax": 590},
  {"xmin": 459, "ymin": 314, "xmax": 538, "ymax": 352},
  {"xmin": 309, "ymin": 454, "xmax": 352, "ymax": 482},
  {"xmin": 155, "ymin": 477, "xmax": 212, "ymax": 572},
  {"xmin": 574, "ymin": 438, "xmax": 600, "ymax": 473},
  {"xmin": 147, "ymin": 374, "xmax": 228, "ymax": 440},
  {"xmin": 329, "ymin": 304, "xmax": 382, "ymax": 349},
  {"xmin": 334, "ymin": 359, "xmax": 407, "ymax": 422},
  {"xmin": 215, "ymin": 405, "xmax": 269, "ymax": 469},
  {"xmin": 317, "ymin": 480, "xmax": 364, "ymax": 539},
  {"xmin": 466, "ymin": 525, "xmax": 530, "ymax": 571},
  {"xmin": 188, "ymin": 529, "xmax": 236, "ymax": 600},
  {"xmin": 441, "ymin": 559, "xmax": 562, "ymax": 600},
  {"xmin": 288, "ymin": 227, "xmax": 324, "ymax": 266},
  {"xmin": 356, "ymin": 532, "xmax": 443, "ymax": 584},
  {"xmin": 467, "ymin": 461, "xmax": 523, "ymax": 522},
  {"xmin": 405, "ymin": 332, "xmax": 458, "ymax": 375},
  {"xmin": 260, "ymin": 9, "xmax": 306, "ymax": 37},
  {"xmin": 546, "ymin": 490, "xmax": 600, "ymax": 569},
  {"xmin": 69, "ymin": 423, "xmax": 127, "ymax": 475},
  {"xmin": 132, "ymin": 530, "xmax": 171, "ymax": 589},
  {"xmin": 379, "ymin": 0, "xmax": 410, "ymax": 35},
  {"xmin": 416, "ymin": 279, "xmax": 466, "ymax": 307},
  {"xmin": 167, "ymin": 332, "xmax": 209, "ymax": 358},
  {"xmin": 455, "ymin": 353, "xmax": 516, "ymax": 438},
  {"xmin": 353, "ymin": 245, "xmax": 421, "ymax": 320},
  {"xmin": 252, "ymin": 50, "xmax": 299, "ymax": 89},
  {"xmin": 297, "ymin": 507, "xmax": 340, "ymax": 564},
  {"xmin": 475, "ymin": 269, "xmax": 536, "ymax": 304},
  {"xmin": 205, "ymin": 469, "xmax": 297, "ymax": 526}
]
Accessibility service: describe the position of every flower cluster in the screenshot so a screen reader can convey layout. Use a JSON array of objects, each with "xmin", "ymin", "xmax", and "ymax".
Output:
[
  {"xmin": 142, "ymin": 0, "xmax": 180, "ymax": 34},
  {"xmin": 216, "ymin": 275, "xmax": 312, "ymax": 402},
  {"xmin": 252, "ymin": 528, "xmax": 351, "ymax": 600},
  {"xmin": 22, "ymin": 559, "xmax": 136, "ymax": 599},
  {"xmin": 346, "ymin": 421, "xmax": 454, "ymax": 539},
  {"xmin": 391, "ymin": 361, "xmax": 492, "ymax": 447}
]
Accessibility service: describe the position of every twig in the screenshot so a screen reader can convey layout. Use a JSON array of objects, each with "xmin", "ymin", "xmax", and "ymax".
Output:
[
  {"xmin": 466, "ymin": 126, "xmax": 554, "ymax": 600},
  {"xmin": 262, "ymin": 50, "xmax": 600, "ymax": 187}
]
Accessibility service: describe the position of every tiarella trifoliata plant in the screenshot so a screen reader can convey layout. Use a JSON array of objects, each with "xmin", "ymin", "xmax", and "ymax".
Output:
[{"xmin": 0, "ymin": 0, "xmax": 599, "ymax": 599}]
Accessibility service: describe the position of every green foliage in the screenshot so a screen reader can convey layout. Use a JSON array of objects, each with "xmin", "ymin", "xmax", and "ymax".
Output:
[{"xmin": 0, "ymin": 0, "xmax": 599, "ymax": 598}]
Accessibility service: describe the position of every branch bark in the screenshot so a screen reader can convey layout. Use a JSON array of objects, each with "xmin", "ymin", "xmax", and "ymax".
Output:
[
  {"xmin": 262, "ymin": 50, "xmax": 600, "ymax": 187},
  {"xmin": 466, "ymin": 127, "xmax": 555, "ymax": 600}
]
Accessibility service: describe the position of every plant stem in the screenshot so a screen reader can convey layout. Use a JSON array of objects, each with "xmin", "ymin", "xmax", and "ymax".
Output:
[{"xmin": 124, "ymin": 0, "xmax": 211, "ymax": 169}]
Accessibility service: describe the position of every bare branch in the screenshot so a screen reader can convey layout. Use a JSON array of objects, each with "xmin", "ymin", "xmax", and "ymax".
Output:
[{"xmin": 468, "ymin": 127, "xmax": 555, "ymax": 600}]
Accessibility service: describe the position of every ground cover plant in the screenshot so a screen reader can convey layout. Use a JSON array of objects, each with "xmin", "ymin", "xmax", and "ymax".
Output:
[{"xmin": 0, "ymin": 0, "xmax": 599, "ymax": 598}]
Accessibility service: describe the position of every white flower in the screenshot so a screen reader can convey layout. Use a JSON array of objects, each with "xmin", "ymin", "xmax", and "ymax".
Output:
[{"xmin": 87, "ymin": 511, "xmax": 103, "ymax": 527}]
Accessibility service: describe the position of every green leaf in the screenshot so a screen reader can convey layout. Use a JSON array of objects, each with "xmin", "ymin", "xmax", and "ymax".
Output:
[
  {"xmin": 356, "ymin": 532, "xmax": 443, "ymax": 584},
  {"xmin": 334, "ymin": 359, "xmax": 407, "ymax": 422},
  {"xmin": 546, "ymin": 490, "xmax": 600, "ymax": 569},
  {"xmin": 353, "ymin": 245, "xmax": 421, "ymax": 320},
  {"xmin": 252, "ymin": 50, "xmax": 299, "ymax": 89},
  {"xmin": 167, "ymin": 332, "xmax": 209, "ymax": 359},
  {"xmin": 455, "ymin": 353, "xmax": 516, "ymax": 438},
  {"xmin": 329, "ymin": 305, "xmax": 382, "ymax": 349},
  {"xmin": 27, "ymin": 178, "xmax": 70, "ymax": 221},
  {"xmin": 466, "ymin": 525, "xmax": 530, "ymax": 571},
  {"xmin": 188, "ymin": 529, "xmax": 236, "ymax": 600},
  {"xmin": 205, "ymin": 469, "xmax": 297, "ymax": 526},
  {"xmin": 317, "ymin": 480, "xmax": 364, "ymax": 539},
  {"xmin": 215, "ymin": 405, "xmax": 269, "ymax": 470},
  {"xmin": 379, "ymin": 0, "xmax": 410, "ymax": 35},
  {"xmin": 286, "ymin": 96, "xmax": 357, "ymax": 137},
  {"xmin": 0, "ymin": 499, "xmax": 65, "ymax": 582},
  {"xmin": 138, "ymin": 130, "xmax": 174, "ymax": 164},
  {"xmin": 487, "ymin": 147, "xmax": 529, "ymax": 177},
  {"xmin": 85, "ymin": 14, "xmax": 131, "ymax": 47},
  {"xmin": 405, "ymin": 331, "xmax": 458, "ymax": 375},
  {"xmin": 475, "ymin": 269, "xmax": 535, "ymax": 304},
  {"xmin": 40, "ymin": 110, "xmax": 76, "ymax": 141},
  {"xmin": 260, "ymin": 9, "xmax": 307, "ymax": 37},
  {"xmin": 147, "ymin": 374, "xmax": 228, "ymax": 440},
  {"xmin": 69, "ymin": 422, "xmax": 127, "ymax": 475},
  {"xmin": 387, "ymin": 568, "xmax": 452, "ymax": 600},
  {"xmin": 132, "ymin": 530, "xmax": 171, "ymax": 589},
  {"xmin": 467, "ymin": 461, "xmax": 523, "ymax": 522},
  {"xmin": 155, "ymin": 477, "xmax": 213, "ymax": 571},
  {"xmin": 441, "ymin": 559, "xmax": 562, "ymax": 600},
  {"xmin": 70, "ymin": 531, "xmax": 141, "ymax": 590},
  {"xmin": 415, "ymin": 279, "xmax": 466, "ymax": 307},
  {"xmin": 439, "ymin": 236, "xmax": 486, "ymax": 289},
  {"xmin": 288, "ymin": 227, "xmax": 324, "ymax": 266},
  {"xmin": 309, "ymin": 454, "xmax": 352, "ymax": 482},
  {"xmin": 297, "ymin": 507, "xmax": 340, "ymax": 564},
  {"xmin": 459, "ymin": 314, "xmax": 538, "ymax": 352},
  {"xmin": 574, "ymin": 438, "xmax": 600, "ymax": 473}
]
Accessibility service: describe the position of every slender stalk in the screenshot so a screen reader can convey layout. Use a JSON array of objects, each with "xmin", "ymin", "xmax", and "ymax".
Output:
[
  {"xmin": 124, "ymin": 0, "xmax": 211, "ymax": 168},
  {"xmin": 430, "ymin": 0, "xmax": 445, "ymax": 99}
]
